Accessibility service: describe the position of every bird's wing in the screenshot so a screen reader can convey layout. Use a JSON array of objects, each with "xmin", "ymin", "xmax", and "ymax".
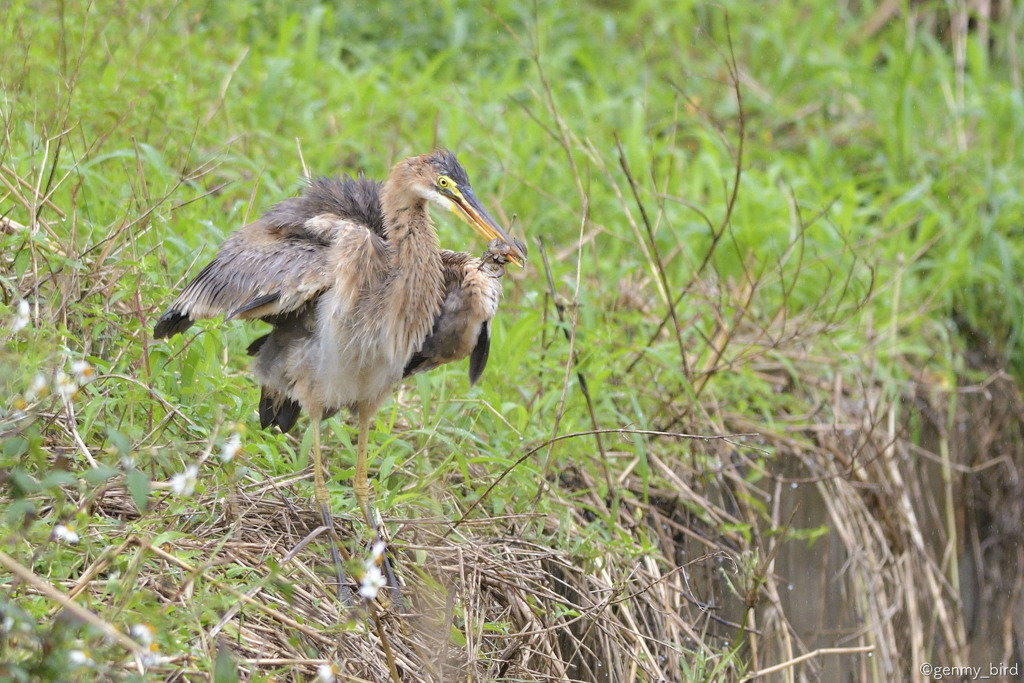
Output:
[
  {"xmin": 467, "ymin": 319, "xmax": 491, "ymax": 386},
  {"xmin": 403, "ymin": 250, "xmax": 472, "ymax": 377},
  {"xmin": 403, "ymin": 250, "xmax": 499, "ymax": 384},
  {"xmin": 438, "ymin": 249, "xmax": 477, "ymax": 293},
  {"xmin": 154, "ymin": 213, "xmax": 379, "ymax": 338}
]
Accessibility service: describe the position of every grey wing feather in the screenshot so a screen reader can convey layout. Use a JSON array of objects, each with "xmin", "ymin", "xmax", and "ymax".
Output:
[
  {"xmin": 402, "ymin": 251, "xmax": 474, "ymax": 377},
  {"xmin": 154, "ymin": 218, "xmax": 335, "ymax": 338},
  {"xmin": 403, "ymin": 250, "xmax": 503, "ymax": 384},
  {"xmin": 227, "ymin": 292, "xmax": 281, "ymax": 320},
  {"xmin": 155, "ymin": 174, "xmax": 387, "ymax": 339},
  {"xmin": 468, "ymin": 320, "xmax": 490, "ymax": 386}
]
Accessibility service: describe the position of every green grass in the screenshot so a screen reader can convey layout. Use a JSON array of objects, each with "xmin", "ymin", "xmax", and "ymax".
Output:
[{"xmin": 3, "ymin": 1, "xmax": 1024, "ymax": 681}]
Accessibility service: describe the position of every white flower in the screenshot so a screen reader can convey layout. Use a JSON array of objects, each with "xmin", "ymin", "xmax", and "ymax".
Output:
[
  {"xmin": 141, "ymin": 641, "xmax": 161, "ymax": 668},
  {"xmin": 131, "ymin": 623, "xmax": 156, "ymax": 645},
  {"xmin": 317, "ymin": 663, "xmax": 338, "ymax": 682},
  {"xmin": 25, "ymin": 372, "xmax": 48, "ymax": 401},
  {"xmin": 219, "ymin": 432, "xmax": 242, "ymax": 463},
  {"xmin": 131, "ymin": 624, "xmax": 161, "ymax": 667},
  {"xmin": 357, "ymin": 540, "xmax": 388, "ymax": 600},
  {"xmin": 54, "ymin": 523, "xmax": 80, "ymax": 545},
  {"xmin": 169, "ymin": 465, "xmax": 199, "ymax": 496},
  {"xmin": 68, "ymin": 649, "xmax": 93, "ymax": 667},
  {"xmin": 53, "ymin": 371, "xmax": 78, "ymax": 402},
  {"xmin": 358, "ymin": 564, "xmax": 387, "ymax": 601},
  {"xmin": 70, "ymin": 360, "xmax": 94, "ymax": 384},
  {"xmin": 11, "ymin": 299, "xmax": 30, "ymax": 333}
]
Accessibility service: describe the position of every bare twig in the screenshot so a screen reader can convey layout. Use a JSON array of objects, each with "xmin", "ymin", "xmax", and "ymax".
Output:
[
  {"xmin": 0, "ymin": 550, "xmax": 144, "ymax": 655},
  {"xmin": 743, "ymin": 645, "xmax": 876, "ymax": 679}
]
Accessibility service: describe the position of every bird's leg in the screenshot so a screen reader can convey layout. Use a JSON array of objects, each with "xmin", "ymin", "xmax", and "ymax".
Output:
[
  {"xmin": 354, "ymin": 408, "xmax": 373, "ymax": 526},
  {"xmin": 310, "ymin": 411, "xmax": 348, "ymax": 601},
  {"xmin": 310, "ymin": 410, "xmax": 331, "ymax": 528},
  {"xmin": 354, "ymin": 405, "xmax": 404, "ymax": 610}
]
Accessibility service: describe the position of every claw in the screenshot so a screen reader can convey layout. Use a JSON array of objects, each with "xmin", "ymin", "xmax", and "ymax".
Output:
[
  {"xmin": 320, "ymin": 503, "xmax": 355, "ymax": 604},
  {"xmin": 363, "ymin": 507, "xmax": 406, "ymax": 612}
]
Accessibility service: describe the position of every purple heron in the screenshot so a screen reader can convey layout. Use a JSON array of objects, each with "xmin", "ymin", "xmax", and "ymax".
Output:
[{"xmin": 154, "ymin": 149, "xmax": 525, "ymax": 551}]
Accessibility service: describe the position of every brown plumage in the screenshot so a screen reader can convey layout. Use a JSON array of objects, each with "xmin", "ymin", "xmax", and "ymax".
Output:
[
  {"xmin": 154, "ymin": 150, "xmax": 525, "ymax": 532},
  {"xmin": 404, "ymin": 238, "xmax": 525, "ymax": 385}
]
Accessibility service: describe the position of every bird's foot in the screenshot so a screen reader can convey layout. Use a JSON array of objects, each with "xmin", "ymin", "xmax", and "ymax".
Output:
[
  {"xmin": 320, "ymin": 503, "xmax": 354, "ymax": 604},
  {"xmin": 362, "ymin": 504, "xmax": 406, "ymax": 613}
]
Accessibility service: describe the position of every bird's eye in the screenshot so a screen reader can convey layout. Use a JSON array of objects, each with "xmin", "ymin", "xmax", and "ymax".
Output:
[{"xmin": 438, "ymin": 175, "xmax": 452, "ymax": 189}]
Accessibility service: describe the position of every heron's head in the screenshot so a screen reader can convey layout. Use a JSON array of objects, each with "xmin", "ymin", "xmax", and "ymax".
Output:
[{"xmin": 402, "ymin": 149, "xmax": 526, "ymax": 267}]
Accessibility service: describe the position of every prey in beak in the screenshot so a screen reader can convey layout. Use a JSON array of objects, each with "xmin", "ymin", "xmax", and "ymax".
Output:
[{"xmin": 443, "ymin": 184, "xmax": 526, "ymax": 268}]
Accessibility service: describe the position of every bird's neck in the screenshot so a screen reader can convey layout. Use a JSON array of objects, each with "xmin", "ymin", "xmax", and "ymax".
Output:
[{"xmin": 379, "ymin": 188, "xmax": 444, "ymax": 362}]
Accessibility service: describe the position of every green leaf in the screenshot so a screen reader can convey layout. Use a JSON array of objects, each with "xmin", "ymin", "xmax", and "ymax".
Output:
[
  {"xmin": 40, "ymin": 471, "xmax": 78, "ymax": 489},
  {"xmin": 213, "ymin": 641, "xmax": 240, "ymax": 683},
  {"xmin": 8, "ymin": 469, "xmax": 39, "ymax": 495},
  {"xmin": 3, "ymin": 436, "xmax": 28, "ymax": 458},
  {"xmin": 82, "ymin": 466, "xmax": 119, "ymax": 484},
  {"xmin": 106, "ymin": 429, "xmax": 132, "ymax": 456},
  {"xmin": 126, "ymin": 469, "xmax": 150, "ymax": 512},
  {"xmin": 5, "ymin": 499, "xmax": 35, "ymax": 528},
  {"xmin": 152, "ymin": 531, "xmax": 188, "ymax": 546},
  {"xmin": 449, "ymin": 624, "xmax": 467, "ymax": 647}
]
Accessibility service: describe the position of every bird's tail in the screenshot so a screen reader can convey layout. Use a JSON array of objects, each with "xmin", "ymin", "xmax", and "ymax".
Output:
[{"xmin": 258, "ymin": 388, "xmax": 302, "ymax": 433}]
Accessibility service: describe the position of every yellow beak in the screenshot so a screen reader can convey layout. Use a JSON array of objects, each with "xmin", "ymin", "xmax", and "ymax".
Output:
[{"xmin": 450, "ymin": 188, "xmax": 526, "ymax": 267}]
